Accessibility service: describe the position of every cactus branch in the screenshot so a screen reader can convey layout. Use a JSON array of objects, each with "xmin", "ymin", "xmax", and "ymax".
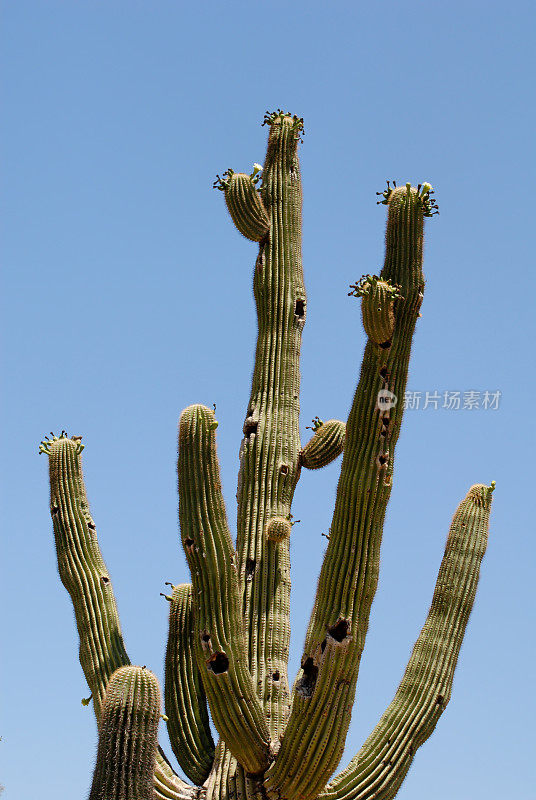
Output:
[
  {"xmin": 165, "ymin": 583, "xmax": 215, "ymax": 785},
  {"xmin": 265, "ymin": 186, "xmax": 430, "ymax": 800},
  {"xmin": 234, "ymin": 111, "xmax": 306, "ymax": 741},
  {"xmin": 301, "ymin": 419, "xmax": 346, "ymax": 470},
  {"xmin": 348, "ymin": 275, "xmax": 403, "ymax": 347},
  {"xmin": 319, "ymin": 483, "xmax": 493, "ymax": 800},
  {"xmin": 88, "ymin": 666, "xmax": 161, "ymax": 800},
  {"xmin": 43, "ymin": 434, "xmax": 128, "ymax": 714},
  {"xmin": 178, "ymin": 404, "xmax": 272, "ymax": 774},
  {"xmin": 215, "ymin": 169, "xmax": 270, "ymax": 242},
  {"xmin": 42, "ymin": 433, "xmax": 195, "ymax": 800}
]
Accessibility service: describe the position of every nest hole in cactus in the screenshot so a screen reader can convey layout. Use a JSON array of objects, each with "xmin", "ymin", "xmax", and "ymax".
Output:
[
  {"xmin": 208, "ymin": 652, "xmax": 229, "ymax": 675},
  {"xmin": 294, "ymin": 299, "xmax": 305, "ymax": 319},
  {"xmin": 244, "ymin": 419, "xmax": 258, "ymax": 437},
  {"xmin": 327, "ymin": 617, "xmax": 350, "ymax": 643},
  {"xmin": 296, "ymin": 656, "xmax": 318, "ymax": 697},
  {"xmin": 245, "ymin": 558, "xmax": 256, "ymax": 580}
]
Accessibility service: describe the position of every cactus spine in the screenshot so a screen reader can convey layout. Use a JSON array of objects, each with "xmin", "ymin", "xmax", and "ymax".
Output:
[{"xmin": 41, "ymin": 115, "xmax": 492, "ymax": 800}]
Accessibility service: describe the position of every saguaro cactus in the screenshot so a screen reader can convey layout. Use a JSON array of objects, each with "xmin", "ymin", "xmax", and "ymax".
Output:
[{"xmin": 41, "ymin": 111, "xmax": 494, "ymax": 800}]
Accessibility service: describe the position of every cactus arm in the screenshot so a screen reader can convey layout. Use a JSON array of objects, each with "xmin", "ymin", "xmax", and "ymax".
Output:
[
  {"xmin": 41, "ymin": 434, "xmax": 196, "ymax": 800},
  {"xmin": 89, "ymin": 666, "xmax": 161, "ymax": 800},
  {"xmin": 164, "ymin": 583, "xmax": 215, "ymax": 785},
  {"xmin": 319, "ymin": 483, "xmax": 494, "ymax": 800},
  {"xmin": 214, "ymin": 168, "xmax": 270, "ymax": 242},
  {"xmin": 265, "ymin": 184, "xmax": 434, "ymax": 800},
  {"xmin": 41, "ymin": 433, "xmax": 130, "ymax": 714},
  {"xmin": 178, "ymin": 404, "xmax": 272, "ymax": 774},
  {"xmin": 348, "ymin": 275, "xmax": 403, "ymax": 347},
  {"xmin": 300, "ymin": 419, "xmax": 346, "ymax": 470},
  {"xmin": 232, "ymin": 110, "xmax": 306, "ymax": 739}
]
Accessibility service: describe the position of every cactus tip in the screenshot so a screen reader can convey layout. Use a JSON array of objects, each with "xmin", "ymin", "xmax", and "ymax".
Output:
[
  {"xmin": 348, "ymin": 275, "xmax": 402, "ymax": 300},
  {"xmin": 378, "ymin": 180, "xmax": 439, "ymax": 217},
  {"xmin": 213, "ymin": 169, "xmax": 234, "ymax": 191},
  {"xmin": 262, "ymin": 109, "xmax": 305, "ymax": 135},
  {"xmin": 40, "ymin": 430, "xmax": 80, "ymax": 455},
  {"xmin": 305, "ymin": 415, "xmax": 324, "ymax": 431}
]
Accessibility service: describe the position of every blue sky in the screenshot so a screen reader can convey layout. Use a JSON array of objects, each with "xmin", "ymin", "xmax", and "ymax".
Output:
[{"xmin": 2, "ymin": 2, "xmax": 534, "ymax": 798}]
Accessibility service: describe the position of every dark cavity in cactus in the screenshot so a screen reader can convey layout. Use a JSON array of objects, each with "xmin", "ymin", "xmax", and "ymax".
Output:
[{"xmin": 40, "ymin": 111, "xmax": 493, "ymax": 800}]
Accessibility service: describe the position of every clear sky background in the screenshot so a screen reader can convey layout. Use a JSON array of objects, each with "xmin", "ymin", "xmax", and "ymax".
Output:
[{"xmin": 2, "ymin": 2, "xmax": 534, "ymax": 798}]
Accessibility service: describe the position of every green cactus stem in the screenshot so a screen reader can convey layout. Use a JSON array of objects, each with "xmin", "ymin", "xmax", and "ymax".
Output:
[
  {"xmin": 178, "ymin": 404, "xmax": 272, "ymax": 774},
  {"xmin": 264, "ymin": 184, "xmax": 433, "ymax": 800},
  {"xmin": 234, "ymin": 110, "xmax": 306, "ymax": 746},
  {"xmin": 88, "ymin": 666, "xmax": 161, "ymax": 800},
  {"xmin": 214, "ymin": 168, "xmax": 270, "ymax": 242},
  {"xmin": 202, "ymin": 109, "xmax": 307, "ymax": 797},
  {"xmin": 41, "ymin": 433, "xmax": 129, "ymax": 714},
  {"xmin": 301, "ymin": 419, "xmax": 346, "ymax": 469},
  {"xmin": 41, "ymin": 433, "xmax": 195, "ymax": 800},
  {"xmin": 164, "ymin": 583, "xmax": 215, "ymax": 785},
  {"xmin": 318, "ymin": 483, "xmax": 494, "ymax": 800}
]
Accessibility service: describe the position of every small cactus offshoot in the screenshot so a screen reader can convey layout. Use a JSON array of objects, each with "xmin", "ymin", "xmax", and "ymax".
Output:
[
  {"xmin": 349, "ymin": 274, "xmax": 403, "ymax": 346},
  {"xmin": 265, "ymin": 516, "xmax": 292, "ymax": 542},
  {"xmin": 214, "ymin": 168, "xmax": 270, "ymax": 242},
  {"xmin": 301, "ymin": 419, "xmax": 346, "ymax": 469}
]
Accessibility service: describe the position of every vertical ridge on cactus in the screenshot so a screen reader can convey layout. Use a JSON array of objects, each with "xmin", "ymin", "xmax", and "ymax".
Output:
[{"xmin": 41, "ymin": 112, "xmax": 493, "ymax": 800}]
